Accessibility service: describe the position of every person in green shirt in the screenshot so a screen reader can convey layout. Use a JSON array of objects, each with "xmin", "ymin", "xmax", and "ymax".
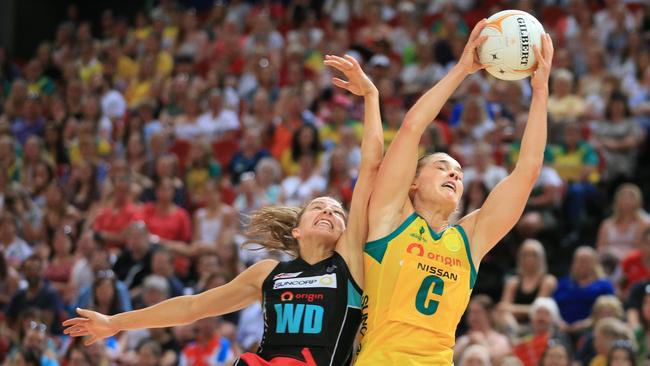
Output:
[
  {"xmin": 320, "ymin": 94, "xmax": 362, "ymax": 150},
  {"xmin": 551, "ymin": 123, "xmax": 600, "ymax": 232},
  {"xmin": 25, "ymin": 59, "xmax": 55, "ymax": 97}
]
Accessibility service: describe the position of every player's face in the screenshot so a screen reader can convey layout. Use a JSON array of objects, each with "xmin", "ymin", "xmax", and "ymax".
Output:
[
  {"xmin": 294, "ymin": 197, "xmax": 346, "ymax": 246},
  {"xmin": 413, "ymin": 155, "xmax": 464, "ymax": 211}
]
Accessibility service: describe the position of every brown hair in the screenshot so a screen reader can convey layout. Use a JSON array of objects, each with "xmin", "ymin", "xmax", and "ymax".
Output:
[
  {"xmin": 415, "ymin": 152, "xmax": 452, "ymax": 177},
  {"xmin": 468, "ymin": 294, "xmax": 497, "ymax": 328},
  {"xmin": 470, "ymin": 294, "xmax": 495, "ymax": 312},
  {"xmin": 594, "ymin": 317, "xmax": 636, "ymax": 352},
  {"xmin": 244, "ymin": 197, "xmax": 345, "ymax": 256},
  {"xmin": 244, "ymin": 205, "xmax": 304, "ymax": 256}
]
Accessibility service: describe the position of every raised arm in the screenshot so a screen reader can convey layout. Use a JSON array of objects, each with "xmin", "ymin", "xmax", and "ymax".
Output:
[
  {"xmin": 460, "ymin": 34, "xmax": 554, "ymax": 261},
  {"xmin": 323, "ymin": 55, "xmax": 383, "ymax": 283},
  {"xmin": 367, "ymin": 20, "xmax": 488, "ymax": 240},
  {"xmin": 63, "ymin": 259, "xmax": 277, "ymax": 345}
]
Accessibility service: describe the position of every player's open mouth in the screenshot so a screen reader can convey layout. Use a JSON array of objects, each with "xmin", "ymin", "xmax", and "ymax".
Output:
[
  {"xmin": 315, "ymin": 219, "xmax": 333, "ymax": 229},
  {"xmin": 441, "ymin": 182, "xmax": 456, "ymax": 193}
]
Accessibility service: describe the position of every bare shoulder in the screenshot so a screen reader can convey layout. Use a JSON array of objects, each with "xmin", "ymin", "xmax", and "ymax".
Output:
[
  {"xmin": 542, "ymin": 274, "xmax": 557, "ymax": 287},
  {"xmin": 596, "ymin": 218, "xmax": 613, "ymax": 237},
  {"xmin": 235, "ymin": 259, "xmax": 280, "ymax": 291},
  {"xmin": 248, "ymin": 259, "xmax": 280, "ymax": 274},
  {"xmin": 538, "ymin": 274, "xmax": 558, "ymax": 296}
]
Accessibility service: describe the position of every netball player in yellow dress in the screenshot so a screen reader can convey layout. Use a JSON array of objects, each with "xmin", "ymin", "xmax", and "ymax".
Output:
[{"xmin": 355, "ymin": 23, "xmax": 555, "ymax": 365}]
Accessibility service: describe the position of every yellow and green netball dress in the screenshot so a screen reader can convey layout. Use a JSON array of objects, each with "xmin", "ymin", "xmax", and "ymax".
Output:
[{"xmin": 356, "ymin": 212, "xmax": 477, "ymax": 365}]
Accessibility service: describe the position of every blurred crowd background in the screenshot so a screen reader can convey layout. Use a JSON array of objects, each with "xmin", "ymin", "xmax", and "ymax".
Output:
[{"xmin": 0, "ymin": 0, "xmax": 650, "ymax": 365}]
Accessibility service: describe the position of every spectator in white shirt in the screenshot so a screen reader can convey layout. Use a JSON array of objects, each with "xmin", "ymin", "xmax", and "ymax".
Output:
[
  {"xmin": 236, "ymin": 301, "xmax": 264, "ymax": 352},
  {"xmin": 463, "ymin": 143, "xmax": 508, "ymax": 191},
  {"xmin": 198, "ymin": 89, "xmax": 240, "ymax": 141},
  {"xmin": 281, "ymin": 154, "xmax": 327, "ymax": 207},
  {"xmin": 173, "ymin": 95, "xmax": 203, "ymax": 141},
  {"xmin": 97, "ymin": 75, "xmax": 126, "ymax": 139},
  {"xmin": 0, "ymin": 212, "xmax": 33, "ymax": 270}
]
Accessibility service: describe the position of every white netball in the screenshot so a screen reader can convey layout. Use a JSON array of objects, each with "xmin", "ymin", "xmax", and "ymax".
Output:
[{"xmin": 477, "ymin": 10, "xmax": 545, "ymax": 81}]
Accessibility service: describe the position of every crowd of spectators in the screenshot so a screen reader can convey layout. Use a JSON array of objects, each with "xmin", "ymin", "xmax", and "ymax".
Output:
[{"xmin": 0, "ymin": 0, "xmax": 650, "ymax": 365}]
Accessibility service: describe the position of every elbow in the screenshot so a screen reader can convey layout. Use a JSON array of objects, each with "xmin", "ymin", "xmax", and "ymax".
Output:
[
  {"xmin": 401, "ymin": 115, "xmax": 423, "ymax": 134},
  {"xmin": 525, "ymin": 165, "xmax": 542, "ymax": 186},
  {"xmin": 185, "ymin": 295, "xmax": 202, "ymax": 324},
  {"xmin": 359, "ymin": 160, "xmax": 381, "ymax": 174},
  {"xmin": 515, "ymin": 161, "xmax": 542, "ymax": 185},
  {"xmin": 360, "ymin": 137, "xmax": 384, "ymax": 171},
  {"xmin": 529, "ymin": 161, "xmax": 543, "ymax": 180},
  {"xmin": 361, "ymin": 145, "xmax": 383, "ymax": 169}
]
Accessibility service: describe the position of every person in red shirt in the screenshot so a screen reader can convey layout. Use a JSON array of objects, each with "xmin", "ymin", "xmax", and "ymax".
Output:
[
  {"xmin": 179, "ymin": 317, "xmax": 233, "ymax": 366},
  {"xmin": 513, "ymin": 298, "xmax": 571, "ymax": 366},
  {"xmin": 92, "ymin": 174, "xmax": 139, "ymax": 251},
  {"xmin": 621, "ymin": 226, "xmax": 650, "ymax": 292},
  {"xmin": 270, "ymin": 89, "xmax": 307, "ymax": 160},
  {"xmin": 136, "ymin": 177, "xmax": 192, "ymax": 278}
]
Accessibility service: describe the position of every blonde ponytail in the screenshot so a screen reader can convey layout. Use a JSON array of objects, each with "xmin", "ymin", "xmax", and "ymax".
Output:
[{"xmin": 244, "ymin": 206, "xmax": 304, "ymax": 256}]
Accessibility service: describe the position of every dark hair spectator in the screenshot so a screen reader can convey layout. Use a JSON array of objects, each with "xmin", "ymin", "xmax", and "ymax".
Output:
[{"xmin": 6, "ymin": 255, "xmax": 64, "ymax": 334}]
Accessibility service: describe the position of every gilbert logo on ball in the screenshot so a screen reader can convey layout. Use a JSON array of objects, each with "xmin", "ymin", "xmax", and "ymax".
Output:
[{"xmin": 477, "ymin": 10, "xmax": 545, "ymax": 81}]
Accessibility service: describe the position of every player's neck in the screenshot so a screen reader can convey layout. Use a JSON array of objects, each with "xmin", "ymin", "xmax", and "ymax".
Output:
[
  {"xmin": 414, "ymin": 202, "xmax": 451, "ymax": 232},
  {"xmin": 299, "ymin": 241, "xmax": 334, "ymax": 265}
]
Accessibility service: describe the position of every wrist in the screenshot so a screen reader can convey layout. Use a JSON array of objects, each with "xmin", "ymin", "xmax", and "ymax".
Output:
[
  {"xmin": 107, "ymin": 315, "xmax": 120, "ymax": 330},
  {"xmin": 363, "ymin": 87, "xmax": 379, "ymax": 98},
  {"xmin": 532, "ymin": 86, "xmax": 549, "ymax": 97},
  {"xmin": 452, "ymin": 64, "xmax": 470, "ymax": 77}
]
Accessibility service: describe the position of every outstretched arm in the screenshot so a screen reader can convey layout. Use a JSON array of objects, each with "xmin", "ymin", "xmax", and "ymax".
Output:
[
  {"xmin": 367, "ymin": 20, "xmax": 488, "ymax": 240},
  {"xmin": 460, "ymin": 34, "xmax": 554, "ymax": 261},
  {"xmin": 324, "ymin": 55, "xmax": 383, "ymax": 284},
  {"xmin": 63, "ymin": 259, "xmax": 277, "ymax": 345}
]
